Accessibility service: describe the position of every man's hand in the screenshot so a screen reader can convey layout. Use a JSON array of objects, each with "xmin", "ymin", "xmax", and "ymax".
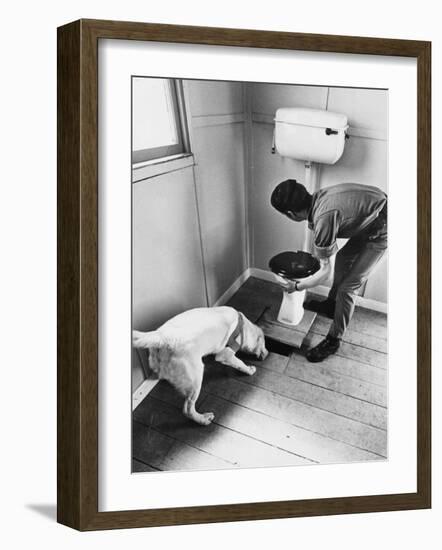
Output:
[
  {"xmin": 275, "ymin": 256, "xmax": 333, "ymax": 294},
  {"xmin": 279, "ymin": 279, "xmax": 299, "ymax": 293},
  {"xmin": 295, "ymin": 256, "xmax": 334, "ymax": 291}
]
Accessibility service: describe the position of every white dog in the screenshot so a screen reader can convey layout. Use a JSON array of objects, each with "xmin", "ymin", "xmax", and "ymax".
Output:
[{"xmin": 133, "ymin": 306, "xmax": 268, "ymax": 425}]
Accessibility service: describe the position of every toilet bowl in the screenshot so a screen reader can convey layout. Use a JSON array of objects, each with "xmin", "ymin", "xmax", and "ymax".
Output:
[{"xmin": 269, "ymin": 251, "xmax": 320, "ymax": 326}]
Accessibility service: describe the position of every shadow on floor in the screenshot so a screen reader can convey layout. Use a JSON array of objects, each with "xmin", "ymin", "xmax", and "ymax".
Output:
[{"xmin": 25, "ymin": 503, "xmax": 57, "ymax": 522}]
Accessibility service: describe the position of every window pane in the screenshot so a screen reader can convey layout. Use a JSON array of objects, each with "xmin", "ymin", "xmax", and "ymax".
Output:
[{"xmin": 132, "ymin": 78, "xmax": 179, "ymax": 152}]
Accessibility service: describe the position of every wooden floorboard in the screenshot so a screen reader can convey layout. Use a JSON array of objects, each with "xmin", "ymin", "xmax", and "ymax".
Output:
[
  {"xmin": 307, "ymin": 290, "xmax": 388, "ymax": 329},
  {"xmin": 349, "ymin": 304, "xmax": 388, "ymax": 329},
  {"xmin": 133, "ymin": 420, "xmax": 234, "ymax": 471},
  {"xmin": 200, "ymin": 394, "xmax": 383, "ymax": 464},
  {"xmin": 242, "ymin": 277, "xmax": 281, "ymax": 298},
  {"xmin": 329, "ymin": 311, "xmax": 387, "ymax": 340},
  {"xmin": 303, "ymin": 331, "xmax": 388, "ymax": 369},
  {"xmin": 205, "ymin": 361, "xmax": 387, "ymax": 430},
  {"xmin": 285, "ymin": 355, "xmax": 387, "ymax": 407},
  {"xmin": 134, "ymin": 396, "xmax": 311, "ymax": 468},
  {"xmin": 202, "ymin": 367, "xmax": 387, "ymax": 456},
  {"xmin": 311, "ymin": 315, "xmax": 388, "ymax": 353},
  {"xmin": 243, "ymin": 351, "xmax": 289, "ymax": 374},
  {"xmin": 132, "ymin": 459, "xmax": 158, "ymax": 473},
  {"xmin": 148, "ymin": 380, "xmax": 382, "ymax": 463},
  {"xmin": 293, "ymin": 352, "xmax": 387, "ymax": 386},
  {"xmin": 150, "ymin": 378, "xmax": 207, "ymax": 408},
  {"xmin": 226, "ymin": 289, "xmax": 268, "ymax": 323},
  {"xmin": 132, "ymin": 276, "xmax": 389, "ymax": 469}
]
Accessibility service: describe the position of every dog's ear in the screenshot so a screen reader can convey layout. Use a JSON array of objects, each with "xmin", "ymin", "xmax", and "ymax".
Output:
[{"xmin": 238, "ymin": 311, "xmax": 251, "ymax": 333}]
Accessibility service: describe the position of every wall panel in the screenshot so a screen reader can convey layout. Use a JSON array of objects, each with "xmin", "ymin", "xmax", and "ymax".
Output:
[
  {"xmin": 251, "ymin": 83, "xmax": 328, "ymax": 114},
  {"xmin": 248, "ymin": 83, "xmax": 388, "ymax": 306},
  {"xmin": 186, "ymin": 80, "xmax": 244, "ymax": 117},
  {"xmin": 187, "ymin": 80, "xmax": 248, "ymax": 305},
  {"xmin": 250, "ymin": 122, "xmax": 306, "ymax": 269},
  {"xmin": 132, "ymin": 167, "xmax": 207, "ymax": 332}
]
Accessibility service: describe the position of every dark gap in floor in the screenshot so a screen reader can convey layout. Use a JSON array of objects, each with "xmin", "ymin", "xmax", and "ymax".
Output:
[{"xmin": 264, "ymin": 337, "xmax": 295, "ymax": 357}]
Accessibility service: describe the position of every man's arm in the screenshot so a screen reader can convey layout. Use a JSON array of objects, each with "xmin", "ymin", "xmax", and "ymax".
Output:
[
  {"xmin": 280, "ymin": 256, "xmax": 334, "ymax": 293},
  {"xmin": 297, "ymin": 256, "xmax": 333, "ymax": 290}
]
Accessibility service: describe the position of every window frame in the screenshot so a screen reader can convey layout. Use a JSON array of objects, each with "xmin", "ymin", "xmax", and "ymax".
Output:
[{"xmin": 131, "ymin": 77, "xmax": 190, "ymax": 165}]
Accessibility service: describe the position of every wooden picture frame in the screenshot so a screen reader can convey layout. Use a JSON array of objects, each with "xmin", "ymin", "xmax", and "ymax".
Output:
[{"xmin": 57, "ymin": 18, "xmax": 431, "ymax": 531}]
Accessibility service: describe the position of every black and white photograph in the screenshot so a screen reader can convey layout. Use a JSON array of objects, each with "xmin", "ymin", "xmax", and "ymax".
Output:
[
  {"xmin": 131, "ymin": 77, "xmax": 388, "ymax": 472},
  {"xmin": 1, "ymin": 0, "xmax": 437, "ymax": 541}
]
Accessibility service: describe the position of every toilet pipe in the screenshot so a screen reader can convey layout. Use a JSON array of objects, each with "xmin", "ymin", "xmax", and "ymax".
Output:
[{"xmin": 303, "ymin": 161, "xmax": 321, "ymax": 253}]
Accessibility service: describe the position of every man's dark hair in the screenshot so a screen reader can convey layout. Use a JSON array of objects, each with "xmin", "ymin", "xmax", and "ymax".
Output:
[{"xmin": 270, "ymin": 179, "xmax": 312, "ymax": 215}]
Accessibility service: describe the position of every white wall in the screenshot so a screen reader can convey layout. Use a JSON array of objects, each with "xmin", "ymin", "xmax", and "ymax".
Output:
[
  {"xmin": 131, "ymin": 165, "xmax": 208, "ymax": 388},
  {"xmin": 249, "ymin": 84, "xmax": 329, "ymax": 267},
  {"xmin": 4, "ymin": 2, "xmax": 440, "ymax": 549},
  {"xmin": 185, "ymin": 80, "xmax": 247, "ymax": 305},
  {"xmin": 248, "ymin": 82, "xmax": 388, "ymax": 304},
  {"xmin": 132, "ymin": 79, "xmax": 247, "ymax": 387},
  {"xmin": 132, "ymin": 167, "xmax": 207, "ymax": 330}
]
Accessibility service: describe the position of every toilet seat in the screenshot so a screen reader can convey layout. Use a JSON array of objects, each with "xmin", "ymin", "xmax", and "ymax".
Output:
[{"xmin": 269, "ymin": 251, "xmax": 320, "ymax": 280}]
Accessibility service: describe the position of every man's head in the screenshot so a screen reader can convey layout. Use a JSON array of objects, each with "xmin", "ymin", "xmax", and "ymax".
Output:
[{"xmin": 270, "ymin": 179, "xmax": 312, "ymax": 222}]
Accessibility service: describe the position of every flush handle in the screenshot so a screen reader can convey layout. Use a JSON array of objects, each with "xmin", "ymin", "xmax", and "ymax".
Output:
[{"xmin": 325, "ymin": 127, "xmax": 339, "ymax": 136}]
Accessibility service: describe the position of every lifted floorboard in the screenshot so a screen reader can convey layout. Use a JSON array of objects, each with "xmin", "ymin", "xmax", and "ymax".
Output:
[{"xmin": 258, "ymin": 308, "xmax": 317, "ymax": 349}]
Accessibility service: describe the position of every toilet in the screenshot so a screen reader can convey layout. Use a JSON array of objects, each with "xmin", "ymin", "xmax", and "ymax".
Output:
[
  {"xmin": 270, "ymin": 107, "xmax": 348, "ymax": 326},
  {"xmin": 269, "ymin": 251, "xmax": 320, "ymax": 325}
]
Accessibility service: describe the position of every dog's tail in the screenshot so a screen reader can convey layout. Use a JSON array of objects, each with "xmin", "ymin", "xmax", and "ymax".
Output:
[{"xmin": 132, "ymin": 330, "xmax": 162, "ymax": 349}]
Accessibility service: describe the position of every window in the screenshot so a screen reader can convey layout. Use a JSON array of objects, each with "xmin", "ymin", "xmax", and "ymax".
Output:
[{"xmin": 132, "ymin": 77, "xmax": 188, "ymax": 164}]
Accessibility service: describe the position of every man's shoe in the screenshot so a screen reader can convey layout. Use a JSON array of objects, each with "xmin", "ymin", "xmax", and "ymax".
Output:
[
  {"xmin": 304, "ymin": 298, "xmax": 336, "ymax": 319},
  {"xmin": 306, "ymin": 336, "xmax": 341, "ymax": 362}
]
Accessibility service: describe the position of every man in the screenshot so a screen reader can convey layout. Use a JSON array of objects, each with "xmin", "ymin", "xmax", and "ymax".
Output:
[{"xmin": 270, "ymin": 179, "xmax": 387, "ymax": 362}]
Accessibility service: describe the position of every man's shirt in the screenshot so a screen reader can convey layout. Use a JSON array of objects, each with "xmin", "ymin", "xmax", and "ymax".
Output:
[{"xmin": 308, "ymin": 183, "xmax": 387, "ymax": 258}]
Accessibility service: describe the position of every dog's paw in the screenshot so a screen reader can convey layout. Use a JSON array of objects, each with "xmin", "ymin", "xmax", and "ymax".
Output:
[
  {"xmin": 201, "ymin": 412, "xmax": 215, "ymax": 425},
  {"xmin": 247, "ymin": 365, "xmax": 256, "ymax": 376}
]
